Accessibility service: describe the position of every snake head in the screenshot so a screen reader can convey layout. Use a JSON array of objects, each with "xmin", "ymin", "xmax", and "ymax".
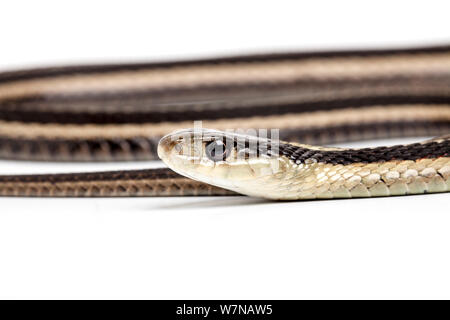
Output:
[{"xmin": 158, "ymin": 128, "xmax": 286, "ymax": 197}]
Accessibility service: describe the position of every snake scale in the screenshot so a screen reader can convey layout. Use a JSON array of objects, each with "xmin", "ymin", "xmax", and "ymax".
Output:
[{"xmin": 0, "ymin": 45, "xmax": 449, "ymax": 199}]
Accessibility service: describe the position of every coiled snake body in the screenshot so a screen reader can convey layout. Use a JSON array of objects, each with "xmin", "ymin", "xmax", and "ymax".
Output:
[{"xmin": 0, "ymin": 45, "xmax": 449, "ymax": 199}]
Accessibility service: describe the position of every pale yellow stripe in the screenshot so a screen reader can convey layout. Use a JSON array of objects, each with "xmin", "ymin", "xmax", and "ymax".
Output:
[{"xmin": 1, "ymin": 53, "xmax": 450, "ymax": 100}]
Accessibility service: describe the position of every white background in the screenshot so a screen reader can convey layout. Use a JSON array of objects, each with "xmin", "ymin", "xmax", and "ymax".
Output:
[{"xmin": 0, "ymin": 0, "xmax": 449, "ymax": 299}]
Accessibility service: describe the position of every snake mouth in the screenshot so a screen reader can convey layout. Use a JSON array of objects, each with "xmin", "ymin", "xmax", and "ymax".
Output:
[
  {"xmin": 157, "ymin": 133, "xmax": 172, "ymax": 163},
  {"xmin": 157, "ymin": 130, "xmax": 212, "ymax": 187},
  {"xmin": 157, "ymin": 129, "xmax": 200, "ymax": 177}
]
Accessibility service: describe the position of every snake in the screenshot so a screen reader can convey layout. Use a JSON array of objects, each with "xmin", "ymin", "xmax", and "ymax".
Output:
[{"xmin": 0, "ymin": 45, "xmax": 449, "ymax": 199}]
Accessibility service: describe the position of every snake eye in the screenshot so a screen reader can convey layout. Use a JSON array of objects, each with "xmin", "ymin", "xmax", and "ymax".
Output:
[{"xmin": 205, "ymin": 140, "xmax": 231, "ymax": 162}]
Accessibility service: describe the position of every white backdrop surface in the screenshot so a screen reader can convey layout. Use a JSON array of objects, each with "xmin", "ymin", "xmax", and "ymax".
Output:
[{"xmin": 0, "ymin": 0, "xmax": 449, "ymax": 299}]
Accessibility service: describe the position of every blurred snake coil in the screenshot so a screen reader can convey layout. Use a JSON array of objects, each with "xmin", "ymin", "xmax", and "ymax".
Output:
[{"xmin": 0, "ymin": 45, "xmax": 448, "ymax": 199}]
